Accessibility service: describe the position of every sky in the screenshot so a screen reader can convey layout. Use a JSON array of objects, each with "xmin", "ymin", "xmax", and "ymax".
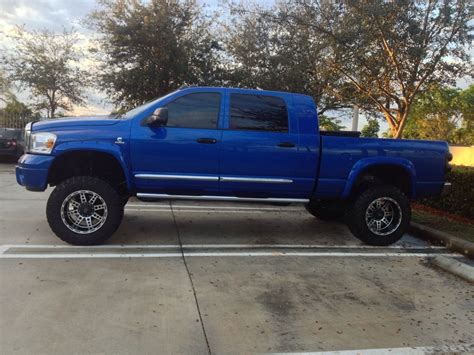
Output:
[
  {"xmin": 0, "ymin": 0, "xmax": 471, "ymax": 132},
  {"xmin": 0, "ymin": 0, "xmax": 112, "ymax": 115},
  {"xmin": 0, "ymin": 0, "xmax": 249, "ymax": 116}
]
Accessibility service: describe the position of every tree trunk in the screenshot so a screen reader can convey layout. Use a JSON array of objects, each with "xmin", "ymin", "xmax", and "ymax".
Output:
[
  {"xmin": 383, "ymin": 112, "xmax": 398, "ymax": 137},
  {"xmin": 394, "ymin": 111, "xmax": 409, "ymax": 139},
  {"xmin": 50, "ymin": 91, "xmax": 56, "ymax": 118},
  {"xmin": 394, "ymin": 128, "xmax": 403, "ymax": 139}
]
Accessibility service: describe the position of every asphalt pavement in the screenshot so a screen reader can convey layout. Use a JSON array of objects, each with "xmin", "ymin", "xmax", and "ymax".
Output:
[{"xmin": 0, "ymin": 162, "xmax": 473, "ymax": 354}]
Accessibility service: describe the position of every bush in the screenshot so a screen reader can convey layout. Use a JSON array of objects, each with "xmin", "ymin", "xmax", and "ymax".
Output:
[{"xmin": 419, "ymin": 166, "xmax": 474, "ymax": 219}]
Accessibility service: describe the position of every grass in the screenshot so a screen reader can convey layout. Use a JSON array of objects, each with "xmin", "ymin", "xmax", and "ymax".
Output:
[{"xmin": 412, "ymin": 209, "xmax": 474, "ymax": 243}]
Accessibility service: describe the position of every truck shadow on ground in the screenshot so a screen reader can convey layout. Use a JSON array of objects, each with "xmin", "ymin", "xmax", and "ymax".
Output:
[{"xmin": 108, "ymin": 211, "xmax": 355, "ymax": 246}]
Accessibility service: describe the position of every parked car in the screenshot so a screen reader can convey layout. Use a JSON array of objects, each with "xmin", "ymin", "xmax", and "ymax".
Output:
[
  {"xmin": 0, "ymin": 128, "xmax": 24, "ymax": 160},
  {"xmin": 16, "ymin": 87, "xmax": 452, "ymax": 245}
]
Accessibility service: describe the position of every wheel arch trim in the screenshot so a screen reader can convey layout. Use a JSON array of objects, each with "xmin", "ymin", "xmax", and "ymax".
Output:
[
  {"xmin": 342, "ymin": 157, "xmax": 417, "ymax": 198},
  {"xmin": 50, "ymin": 144, "xmax": 132, "ymax": 191}
]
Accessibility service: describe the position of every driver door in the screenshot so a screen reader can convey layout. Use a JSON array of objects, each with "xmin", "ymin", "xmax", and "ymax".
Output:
[{"xmin": 130, "ymin": 91, "xmax": 223, "ymax": 196}]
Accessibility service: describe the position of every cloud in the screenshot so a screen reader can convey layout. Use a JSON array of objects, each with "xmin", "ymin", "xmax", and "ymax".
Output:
[
  {"xmin": 0, "ymin": 0, "xmax": 96, "ymax": 31},
  {"xmin": 0, "ymin": 0, "xmax": 114, "ymax": 115}
]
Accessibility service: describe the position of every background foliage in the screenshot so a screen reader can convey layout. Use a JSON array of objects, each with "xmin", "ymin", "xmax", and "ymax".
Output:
[
  {"xmin": 2, "ymin": 27, "xmax": 88, "ymax": 118},
  {"xmin": 89, "ymin": 0, "xmax": 224, "ymax": 110},
  {"xmin": 0, "ymin": 0, "xmax": 472, "ymax": 141},
  {"xmin": 360, "ymin": 119, "xmax": 380, "ymax": 138},
  {"xmin": 420, "ymin": 166, "xmax": 474, "ymax": 219},
  {"xmin": 404, "ymin": 84, "xmax": 473, "ymax": 144}
]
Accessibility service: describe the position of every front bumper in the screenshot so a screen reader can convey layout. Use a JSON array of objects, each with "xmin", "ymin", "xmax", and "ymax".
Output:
[
  {"xmin": 441, "ymin": 182, "xmax": 452, "ymax": 196},
  {"xmin": 16, "ymin": 154, "xmax": 55, "ymax": 191}
]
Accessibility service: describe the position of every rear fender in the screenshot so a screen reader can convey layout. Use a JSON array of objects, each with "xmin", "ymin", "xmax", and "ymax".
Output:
[{"xmin": 342, "ymin": 157, "xmax": 416, "ymax": 198}]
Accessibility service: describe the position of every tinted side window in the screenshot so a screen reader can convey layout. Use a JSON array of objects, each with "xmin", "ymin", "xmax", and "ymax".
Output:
[
  {"xmin": 230, "ymin": 94, "xmax": 288, "ymax": 132},
  {"xmin": 166, "ymin": 93, "xmax": 221, "ymax": 129}
]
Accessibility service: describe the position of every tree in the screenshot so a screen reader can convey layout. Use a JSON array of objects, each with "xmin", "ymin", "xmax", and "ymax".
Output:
[
  {"xmin": 404, "ymin": 84, "xmax": 473, "ymax": 144},
  {"xmin": 0, "ymin": 99, "xmax": 32, "ymax": 117},
  {"xmin": 261, "ymin": 0, "xmax": 472, "ymax": 138},
  {"xmin": 455, "ymin": 84, "xmax": 474, "ymax": 145},
  {"xmin": 361, "ymin": 119, "xmax": 380, "ymax": 138},
  {"xmin": 0, "ymin": 99, "xmax": 36, "ymax": 128},
  {"xmin": 2, "ymin": 27, "xmax": 88, "ymax": 118},
  {"xmin": 319, "ymin": 115, "xmax": 344, "ymax": 131},
  {"xmin": 0, "ymin": 69, "xmax": 15, "ymax": 105},
  {"xmin": 224, "ymin": 2, "xmax": 354, "ymax": 116},
  {"xmin": 90, "ymin": 0, "xmax": 223, "ymax": 110}
]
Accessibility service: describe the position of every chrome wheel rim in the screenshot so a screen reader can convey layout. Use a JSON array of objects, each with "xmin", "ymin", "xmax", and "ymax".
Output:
[
  {"xmin": 60, "ymin": 190, "xmax": 108, "ymax": 234},
  {"xmin": 365, "ymin": 197, "xmax": 402, "ymax": 236}
]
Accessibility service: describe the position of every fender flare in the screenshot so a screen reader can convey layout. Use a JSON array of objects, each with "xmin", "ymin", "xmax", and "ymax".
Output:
[
  {"xmin": 52, "ymin": 142, "xmax": 133, "ymax": 191},
  {"xmin": 341, "ymin": 157, "xmax": 417, "ymax": 198}
]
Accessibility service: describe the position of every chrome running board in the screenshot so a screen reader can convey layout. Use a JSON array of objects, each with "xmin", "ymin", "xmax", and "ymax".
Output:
[{"xmin": 136, "ymin": 193, "xmax": 308, "ymax": 204}]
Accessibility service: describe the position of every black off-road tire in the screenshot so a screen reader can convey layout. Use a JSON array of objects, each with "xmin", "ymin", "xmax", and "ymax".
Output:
[
  {"xmin": 346, "ymin": 185, "xmax": 411, "ymax": 246},
  {"xmin": 121, "ymin": 195, "xmax": 129, "ymax": 207},
  {"xmin": 46, "ymin": 176, "xmax": 123, "ymax": 245},
  {"xmin": 305, "ymin": 200, "xmax": 345, "ymax": 221}
]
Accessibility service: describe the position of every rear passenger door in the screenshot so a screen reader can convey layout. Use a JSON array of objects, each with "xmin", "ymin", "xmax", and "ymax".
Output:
[{"xmin": 219, "ymin": 91, "xmax": 313, "ymax": 199}]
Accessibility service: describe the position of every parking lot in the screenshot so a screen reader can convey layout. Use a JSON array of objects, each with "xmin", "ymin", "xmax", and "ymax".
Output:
[{"xmin": 0, "ymin": 162, "xmax": 473, "ymax": 354}]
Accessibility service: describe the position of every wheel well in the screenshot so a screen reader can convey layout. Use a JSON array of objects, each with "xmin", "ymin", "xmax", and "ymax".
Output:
[
  {"xmin": 351, "ymin": 165, "xmax": 412, "ymax": 198},
  {"xmin": 48, "ymin": 151, "xmax": 128, "ymax": 195}
]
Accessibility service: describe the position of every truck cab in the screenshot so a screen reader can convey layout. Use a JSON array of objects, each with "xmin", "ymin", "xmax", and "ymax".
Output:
[{"xmin": 129, "ymin": 87, "xmax": 319, "ymax": 200}]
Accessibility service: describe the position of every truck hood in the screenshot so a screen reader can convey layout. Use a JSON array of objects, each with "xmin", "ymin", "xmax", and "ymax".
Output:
[{"xmin": 32, "ymin": 116, "xmax": 121, "ymax": 131}]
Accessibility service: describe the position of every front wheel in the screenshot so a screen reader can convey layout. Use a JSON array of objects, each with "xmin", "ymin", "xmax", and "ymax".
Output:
[
  {"xmin": 346, "ymin": 185, "xmax": 410, "ymax": 246},
  {"xmin": 47, "ymin": 176, "xmax": 123, "ymax": 245}
]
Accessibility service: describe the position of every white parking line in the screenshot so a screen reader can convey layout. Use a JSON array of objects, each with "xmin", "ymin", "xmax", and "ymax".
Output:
[
  {"xmin": 276, "ymin": 343, "xmax": 474, "ymax": 354},
  {"xmin": 0, "ymin": 252, "xmax": 460, "ymax": 259},
  {"xmin": 0, "ymin": 244, "xmax": 447, "ymax": 249},
  {"xmin": 0, "ymin": 243, "xmax": 453, "ymax": 259}
]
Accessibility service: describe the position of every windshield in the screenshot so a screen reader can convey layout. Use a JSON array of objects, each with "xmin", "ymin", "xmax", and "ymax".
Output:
[
  {"xmin": 0, "ymin": 129, "xmax": 22, "ymax": 140},
  {"xmin": 122, "ymin": 91, "xmax": 176, "ymax": 119}
]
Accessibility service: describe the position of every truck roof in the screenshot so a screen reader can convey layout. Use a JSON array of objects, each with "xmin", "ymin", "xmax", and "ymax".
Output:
[{"xmin": 178, "ymin": 86, "xmax": 313, "ymax": 99}]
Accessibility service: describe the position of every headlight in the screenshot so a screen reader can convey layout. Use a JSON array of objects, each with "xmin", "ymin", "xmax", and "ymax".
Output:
[{"xmin": 29, "ymin": 132, "xmax": 57, "ymax": 154}]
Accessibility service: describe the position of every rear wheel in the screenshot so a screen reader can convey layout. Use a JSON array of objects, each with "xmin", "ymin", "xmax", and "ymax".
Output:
[
  {"xmin": 305, "ymin": 200, "xmax": 345, "ymax": 221},
  {"xmin": 346, "ymin": 185, "xmax": 410, "ymax": 246},
  {"xmin": 47, "ymin": 176, "xmax": 123, "ymax": 245}
]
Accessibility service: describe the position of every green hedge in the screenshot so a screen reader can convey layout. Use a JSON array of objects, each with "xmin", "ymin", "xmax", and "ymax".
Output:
[{"xmin": 419, "ymin": 166, "xmax": 474, "ymax": 220}]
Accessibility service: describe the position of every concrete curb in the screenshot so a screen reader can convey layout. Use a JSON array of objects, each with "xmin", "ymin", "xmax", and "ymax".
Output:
[
  {"xmin": 409, "ymin": 222, "xmax": 474, "ymax": 259},
  {"xmin": 430, "ymin": 256, "xmax": 474, "ymax": 284}
]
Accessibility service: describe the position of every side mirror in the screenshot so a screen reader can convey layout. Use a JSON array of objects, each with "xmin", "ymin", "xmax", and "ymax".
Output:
[{"xmin": 143, "ymin": 108, "xmax": 168, "ymax": 126}]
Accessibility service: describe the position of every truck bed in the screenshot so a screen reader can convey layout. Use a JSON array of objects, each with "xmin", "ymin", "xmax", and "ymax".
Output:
[{"xmin": 315, "ymin": 135, "xmax": 448, "ymax": 199}]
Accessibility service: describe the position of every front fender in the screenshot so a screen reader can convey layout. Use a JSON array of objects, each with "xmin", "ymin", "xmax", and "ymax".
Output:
[
  {"xmin": 53, "ymin": 141, "xmax": 133, "ymax": 191},
  {"xmin": 342, "ymin": 157, "xmax": 417, "ymax": 198}
]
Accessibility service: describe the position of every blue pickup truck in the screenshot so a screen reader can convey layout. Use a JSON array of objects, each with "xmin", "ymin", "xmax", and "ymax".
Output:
[{"xmin": 16, "ymin": 87, "xmax": 451, "ymax": 246}]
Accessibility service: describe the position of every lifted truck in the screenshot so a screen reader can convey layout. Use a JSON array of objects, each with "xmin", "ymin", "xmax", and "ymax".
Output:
[{"xmin": 16, "ymin": 87, "xmax": 452, "ymax": 246}]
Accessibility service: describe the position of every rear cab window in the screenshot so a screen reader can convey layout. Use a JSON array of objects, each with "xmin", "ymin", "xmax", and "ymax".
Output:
[{"xmin": 229, "ymin": 94, "xmax": 289, "ymax": 132}]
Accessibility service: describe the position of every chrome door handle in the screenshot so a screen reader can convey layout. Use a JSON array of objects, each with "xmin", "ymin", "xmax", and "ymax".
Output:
[
  {"xmin": 196, "ymin": 138, "xmax": 217, "ymax": 144},
  {"xmin": 278, "ymin": 142, "xmax": 295, "ymax": 148}
]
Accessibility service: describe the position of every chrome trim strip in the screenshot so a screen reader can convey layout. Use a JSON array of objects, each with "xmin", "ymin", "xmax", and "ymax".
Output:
[
  {"xmin": 136, "ymin": 193, "xmax": 308, "ymax": 203},
  {"xmin": 134, "ymin": 174, "xmax": 219, "ymax": 182},
  {"xmin": 219, "ymin": 176, "xmax": 293, "ymax": 184}
]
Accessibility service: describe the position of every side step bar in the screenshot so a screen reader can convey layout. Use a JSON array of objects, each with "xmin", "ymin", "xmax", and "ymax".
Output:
[{"xmin": 136, "ymin": 193, "xmax": 309, "ymax": 204}]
